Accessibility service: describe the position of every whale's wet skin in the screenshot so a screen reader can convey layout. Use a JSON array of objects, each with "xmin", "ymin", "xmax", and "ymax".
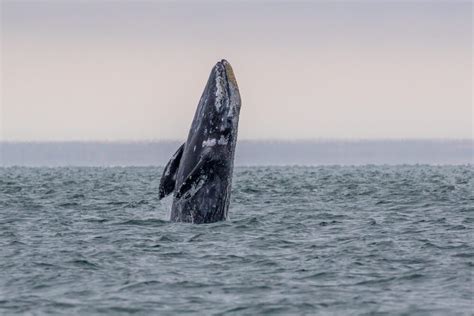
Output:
[{"xmin": 159, "ymin": 60, "xmax": 241, "ymax": 224}]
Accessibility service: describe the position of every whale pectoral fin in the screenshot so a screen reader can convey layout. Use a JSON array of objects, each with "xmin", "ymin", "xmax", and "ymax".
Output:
[
  {"xmin": 175, "ymin": 155, "xmax": 214, "ymax": 199},
  {"xmin": 159, "ymin": 143, "xmax": 185, "ymax": 200}
]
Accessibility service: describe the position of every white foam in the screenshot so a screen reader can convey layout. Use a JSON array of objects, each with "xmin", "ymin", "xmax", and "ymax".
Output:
[{"xmin": 160, "ymin": 194, "xmax": 174, "ymax": 221}]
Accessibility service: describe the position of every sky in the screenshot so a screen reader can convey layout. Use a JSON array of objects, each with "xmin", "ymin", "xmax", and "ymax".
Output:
[{"xmin": 1, "ymin": 0, "xmax": 472, "ymax": 141}]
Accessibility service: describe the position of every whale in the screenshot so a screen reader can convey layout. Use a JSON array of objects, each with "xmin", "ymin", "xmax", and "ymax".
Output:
[{"xmin": 158, "ymin": 59, "xmax": 242, "ymax": 224}]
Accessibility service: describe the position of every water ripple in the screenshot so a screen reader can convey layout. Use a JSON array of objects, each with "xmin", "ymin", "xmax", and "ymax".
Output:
[{"xmin": 0, "ymin": 165, "xmax": 472, "ymax": 315}]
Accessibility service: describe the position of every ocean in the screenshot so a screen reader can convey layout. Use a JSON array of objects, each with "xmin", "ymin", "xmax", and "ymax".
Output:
[{"xmin": 0, "ymin": 166, "xmax": 472, "ymax": 315}]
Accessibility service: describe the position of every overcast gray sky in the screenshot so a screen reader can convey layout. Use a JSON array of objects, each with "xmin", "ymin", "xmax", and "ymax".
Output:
[{"xmin": 1, "ymin": 0, "xmax": 472, "ymax": 141}]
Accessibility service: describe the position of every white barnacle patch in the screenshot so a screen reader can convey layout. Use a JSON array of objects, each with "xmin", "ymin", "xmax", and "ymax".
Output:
[
  {"xmin": 214, "ymin": 71, "xmax": 227, "ymax": 112},
  {"xmin": 202, "ymin": 138, "xmax": 217, "ymax": 147},
  {"xmin": 164, "ymin": 165, "xmax": 171, "ymax": 177},
  {"xmin": 203, "ymin": 136, "xmax": 228, "ymax": 147},
  {"xmin": 185, "ymin": 175, "xmax": 207, "ymax": 199},
  {"xmin": 217, "ymin": 135, "xmax": 228, "ymax": 145}
]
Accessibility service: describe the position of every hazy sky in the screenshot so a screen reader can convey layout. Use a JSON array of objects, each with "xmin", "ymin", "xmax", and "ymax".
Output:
[{"xmin": 1, "ymin": 0, "xmax": 472, "ymax": 141}]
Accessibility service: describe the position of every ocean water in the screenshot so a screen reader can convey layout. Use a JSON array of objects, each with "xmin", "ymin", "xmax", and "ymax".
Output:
[{"xmin": 0, "ymin": 166, "xmax": 472, "ymax": 315}]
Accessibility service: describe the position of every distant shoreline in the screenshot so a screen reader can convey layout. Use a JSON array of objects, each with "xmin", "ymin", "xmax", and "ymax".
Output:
[
  {"xmin": 1, "ymin": 140, "xmax": 472, "ymax": 167},
  {"xmin": 1, "ymin": 139, "xmax": 471, "ymax": 143}
]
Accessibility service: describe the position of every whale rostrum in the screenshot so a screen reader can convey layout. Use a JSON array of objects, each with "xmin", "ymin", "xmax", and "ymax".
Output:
[{"xmin": 158, "ymin": 60, "xmax": 242, "ymax": 224}]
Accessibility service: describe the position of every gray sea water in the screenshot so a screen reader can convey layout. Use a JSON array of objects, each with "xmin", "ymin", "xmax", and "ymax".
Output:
[{"xmin": 1, "ymin": 166, "xmax": 473, "ymax": 315}]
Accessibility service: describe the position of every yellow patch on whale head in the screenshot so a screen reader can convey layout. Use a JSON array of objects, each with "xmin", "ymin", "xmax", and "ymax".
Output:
[{"xmin": 224, "ymin": 63, "xmax": 239, "ymax": 90}]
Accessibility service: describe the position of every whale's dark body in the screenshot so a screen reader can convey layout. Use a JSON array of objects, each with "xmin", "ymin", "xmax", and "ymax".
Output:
[{"xmin": 158, "ymin": 60, "xmax": 241, "ymax": 223}]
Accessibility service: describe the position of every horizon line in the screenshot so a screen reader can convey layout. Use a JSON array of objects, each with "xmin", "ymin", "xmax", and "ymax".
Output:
[{"xmin": 1, "ymin": 138, "xmax": 473, "ymax": 144}]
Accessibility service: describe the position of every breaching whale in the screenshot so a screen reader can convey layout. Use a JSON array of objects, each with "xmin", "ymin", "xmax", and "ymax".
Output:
[{"xmin": 158, "ymin": 59, "xmax": 242, "ymax": 223}]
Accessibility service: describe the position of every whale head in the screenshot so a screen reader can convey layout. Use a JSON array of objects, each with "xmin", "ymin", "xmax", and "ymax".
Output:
[{"xmin": 192, "ymin": 59, "xmax": 242, "ymax": 153}]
